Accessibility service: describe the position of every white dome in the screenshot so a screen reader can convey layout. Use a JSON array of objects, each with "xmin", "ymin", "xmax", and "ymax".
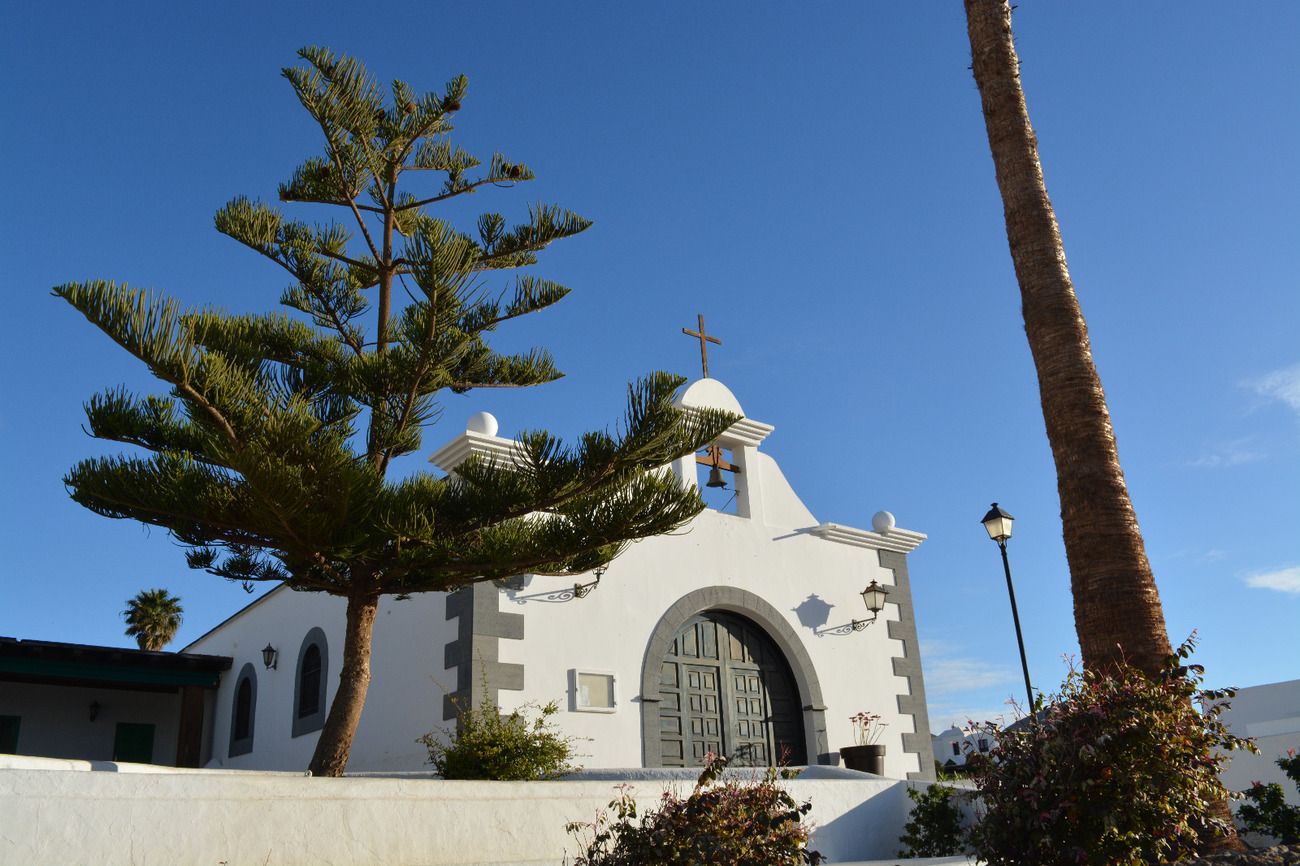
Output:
[
  {"xmin": 466, "ymin": 411, "xmax": 499, "ymax": 437},
  {"xmin": 674, "ymin": 378, "xmax": 745, "ymax": 416},
  {"xmin": 871, "ymin": 511, "xmax": 896, "ymax": 533}
]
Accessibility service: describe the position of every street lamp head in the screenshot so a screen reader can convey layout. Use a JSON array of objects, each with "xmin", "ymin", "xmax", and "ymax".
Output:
[{"xmin": 981, "ymin": 502, "xmax": 1015, "ymax": 542}]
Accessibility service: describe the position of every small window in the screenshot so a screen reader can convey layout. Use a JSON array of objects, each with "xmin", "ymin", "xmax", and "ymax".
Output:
[
  {"xmin": 978, "ymin": 738, "xmax": 990, "ymax": 753},
  {"xmin": 292, "ymin": 627, "xmax": 329, "ymax": 737},
  {"xmin": 229, "ymin": 663, "xmax": 257, "ymax": 757},
  {"xmin": 570, "ymin": 669, "xmax": 617, "ymax": 713},
  {"xmin": 951, "ymin": 742, "xmax": 960, "ymax": 756},
  {"xmin": 0, "ymin": 715, "xmax": 19, "ymax": 753}
]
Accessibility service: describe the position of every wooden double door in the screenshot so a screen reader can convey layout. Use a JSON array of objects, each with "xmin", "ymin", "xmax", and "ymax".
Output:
[{"xmin": 658, "ymin": 611, "xmax": 805, "ymax": 767}]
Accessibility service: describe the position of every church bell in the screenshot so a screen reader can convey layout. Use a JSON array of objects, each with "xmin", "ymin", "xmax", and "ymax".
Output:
[{"xmin": 706, "ymin": 465, "xmax": 727, "ymax": 489}]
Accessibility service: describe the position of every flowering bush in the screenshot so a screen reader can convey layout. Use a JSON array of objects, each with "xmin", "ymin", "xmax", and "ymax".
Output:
[
  {"xmin": 897, "ymin": 783, "xmax": 971, "ymax": 857},
  {"xmin": 849, "ymin": 710, "xmax": 888, "ymax": 746},
  {"xmin": 566, "ymin": 754, "xmax": 823, "ymax": 866},
  {"xmin": 419, "ymin": 697, "xmax": 577, "ymax": 780},
  {"xmin": 1237, "ymin": 749, "xmax": 1300, "ymax": 843},
  {"xmin": 966, "ymin": 634, "xmax": 1253, "ymax": 866}
]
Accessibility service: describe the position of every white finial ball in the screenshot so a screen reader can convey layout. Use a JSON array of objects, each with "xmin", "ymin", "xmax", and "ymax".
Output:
[
  {"xmin": 466, "ymin": 411, "xmax": 499, "ymax": 436},
  {"xmin": 871, "ymin": 511, "xmax": 896, "ymax": 533}
]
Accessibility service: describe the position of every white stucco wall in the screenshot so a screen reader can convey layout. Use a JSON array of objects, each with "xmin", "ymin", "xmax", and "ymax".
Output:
[
  {"xmin": 186, "ymin": 587, "xmax": 459, "ymax": 772},
  {"xmin": 497, "ymin": 502, "xmax": 919, "ymax": 777},
  {"xmin": 0, "ymin": 758, "xmax": 926, "ymax": 866},
  {"xmin": 0, "ymin": 681, "xmax": 182, "ymax": 764},
  {"xmin": 1218, "ymin": 678, "xmax": 1300, "ymax": 805}
]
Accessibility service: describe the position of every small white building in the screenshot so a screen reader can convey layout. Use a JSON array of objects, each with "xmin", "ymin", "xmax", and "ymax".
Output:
[
  {"xmin": 184, "ymin": 379, "xmax": 936, "ymax": 779},
  {"xmin": 1219, "ymin": 678, "xmax": 1300, "ymax": 804},
  {"xmin": 931, "ymin": 724, "xmax": 996, "ymax": 770},
  {"xmin": 0, "ymin": 637, "xmax": 230, "ymax": 767}
]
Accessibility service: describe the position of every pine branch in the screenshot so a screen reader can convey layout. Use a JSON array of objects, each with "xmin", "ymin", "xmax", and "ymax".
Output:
[
  {"xmin": 54, "ymin": 282, "xmax": 246, "ymax": 451},
  {"xmin": 392, "ymin": 177, "xmax": 515, "ymax": 212},
  {"xmin": 315, "ymin": 246, "xmax": 373, "ymax": 271},
  {"xmin": 416, "ymin": 374, "xmax": 737, "ymax": 537}
]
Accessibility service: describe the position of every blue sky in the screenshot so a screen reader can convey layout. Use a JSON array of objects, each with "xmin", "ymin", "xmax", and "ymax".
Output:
[{"xmin": 2, "ymin": 3, "xmax": 1297, "ymax": 734}]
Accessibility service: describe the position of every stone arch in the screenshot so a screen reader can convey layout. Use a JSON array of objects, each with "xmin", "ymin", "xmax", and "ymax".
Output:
[{"xmin": 639, "ymin": 586, "xmax": 828, "ymax": 766}]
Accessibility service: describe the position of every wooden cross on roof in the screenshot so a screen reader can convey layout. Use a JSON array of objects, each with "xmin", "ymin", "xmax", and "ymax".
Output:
[{"xmin": 681, "ymin": 313, "xmax": 721, "ymax": 378}]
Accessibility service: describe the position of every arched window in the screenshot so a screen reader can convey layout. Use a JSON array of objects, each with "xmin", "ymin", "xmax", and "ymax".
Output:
[
  {"xmin": 235, "ymin": 679, "xmax": 253, "ymax": 738},
  {"xmin": 298, "ymin": 644, "xmax": 321, "ymax": 717},
  {"xmin": 292, "ymin": 627, "xmax": 329, "ymax": 737},
  {"xmin": 228, "ymin": 663, "xmax": 257, "ymax": 757}
]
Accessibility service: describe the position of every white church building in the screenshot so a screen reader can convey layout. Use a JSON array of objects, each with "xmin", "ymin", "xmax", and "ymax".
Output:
[{"xmin": 184, "ymin": 378, "xmax": 937, "ymax": 780}]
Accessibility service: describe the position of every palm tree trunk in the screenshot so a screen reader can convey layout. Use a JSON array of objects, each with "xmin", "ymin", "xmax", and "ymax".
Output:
[
  {"xmin": 963, "ymin": 0, "xmax": 1171, "ymax": 676},
  {"xmin": 307, "ymin": 592, "xmax": 380, "ymax": 777},
  {"xmin": 963, "ymin": 1, "xmax": 1241, "ymax": 850}
]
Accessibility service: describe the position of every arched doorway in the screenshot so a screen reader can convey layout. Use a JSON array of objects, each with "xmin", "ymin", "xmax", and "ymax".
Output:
[{"xmin": 657, "ymin": 611, "xmax": 806, "ymax": 767}]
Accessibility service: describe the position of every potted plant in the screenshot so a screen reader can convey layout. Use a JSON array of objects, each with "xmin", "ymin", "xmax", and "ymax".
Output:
[{"xmin": 842, "ymin": 711, "xmax": 888, "ymax": 774}]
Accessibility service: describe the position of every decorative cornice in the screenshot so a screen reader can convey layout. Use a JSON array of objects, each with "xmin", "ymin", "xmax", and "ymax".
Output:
[
  {"xmin": 678, "ymin": 407, "xmax": 774, "ymax": 448},
  {"xmin": 809, "ymin": 522, "xmax": 927, "ymax": 554},
  {"xmin": 430, "ymin": 412, "xmax": 775, "ymax": 475},
  {"xmin": 720, "ymin": 417, "xmax": 775, "ymax": 447},
  {"xmin": 428, "ymin": 431, "xmax": 523, "ymax": 473}
]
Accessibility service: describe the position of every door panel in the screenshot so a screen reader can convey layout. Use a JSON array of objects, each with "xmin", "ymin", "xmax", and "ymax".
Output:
[{"xmin": 658, "ymin": 612, "xmax": 806, "ymax": 766}]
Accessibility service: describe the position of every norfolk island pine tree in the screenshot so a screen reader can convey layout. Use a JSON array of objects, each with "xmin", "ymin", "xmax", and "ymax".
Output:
[{"xmin": 55, "ymin": 47, "xmax": 736, "ymax": 777}]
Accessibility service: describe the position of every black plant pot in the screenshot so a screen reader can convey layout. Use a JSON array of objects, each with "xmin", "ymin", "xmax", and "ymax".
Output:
[{"xmin": 840, "ymin": 744, "xmax": 886, "ymax": 775}]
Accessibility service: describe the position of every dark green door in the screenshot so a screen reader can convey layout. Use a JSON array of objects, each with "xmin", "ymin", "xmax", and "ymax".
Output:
[
  {"xmin": 0, "ymin": 715, "xmax": 19, "ymax": 753},
  {"xmin": 658, "ymin": 612, "xmax": 805, "ymax": 767},
  {"xmin": 112, "ymin": 722, "xmax": 155, "ymax": 763}
]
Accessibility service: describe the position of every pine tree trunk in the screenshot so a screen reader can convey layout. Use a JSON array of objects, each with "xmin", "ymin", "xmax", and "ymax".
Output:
[
  {"xmin": 963, "ymin": 1, "xmax": 1241, "ymax": 850},
  {"xmin": 307, "ymin": 592, "xmax": 380, "ymax": 777}
]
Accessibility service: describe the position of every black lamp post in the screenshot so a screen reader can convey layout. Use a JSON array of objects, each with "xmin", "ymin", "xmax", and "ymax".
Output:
[{"xmin": 980, "ymin": 502, "xmax": 1035, "ymax": 713}]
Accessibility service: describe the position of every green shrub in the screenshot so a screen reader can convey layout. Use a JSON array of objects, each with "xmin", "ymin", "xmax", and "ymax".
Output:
[
  {"xmin": 420, "ymin": 697, "xmax": 577, "ymax": 780},
  {"xmin": 966, "ymin": 634, "xmax": 1253, "ymax": 866},
  {"xmin": 1238, "ymin": 750, "xmax": 1300, "ymax": 843},
  {"xmin": 566, "ymin": 754, "xmax": 823, "ymax": 866},
  {"xmin": 898, "ymin": 783, "xmax": 970, "ymax": 857}
]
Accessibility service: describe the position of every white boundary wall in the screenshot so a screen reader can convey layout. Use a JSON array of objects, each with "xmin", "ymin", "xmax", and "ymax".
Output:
[
  {"xmin": 0, "ymin": 758, "xmax": 924, "ymax": 866},
  {"xmin": 1218, "ymin": 679, "xmax": 1300, "ymax": 806}
]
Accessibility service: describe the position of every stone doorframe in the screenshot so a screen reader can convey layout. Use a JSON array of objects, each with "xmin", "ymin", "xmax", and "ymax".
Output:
[{"xmin": 639, "ymin": 586, "xmax": 830, "ymax": 766}]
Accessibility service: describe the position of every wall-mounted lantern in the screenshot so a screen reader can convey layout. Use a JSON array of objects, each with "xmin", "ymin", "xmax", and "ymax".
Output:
[
  {"xmin": 573, "ymin": 565, "xmax": 607, "ymax": 599},
  {"xmin": 851, "ymin": 580, "xmax": 889, "ymax": 631},
  {"xmin": 261, "ymin": 643, "xmax": 278, "ymax": 670}
]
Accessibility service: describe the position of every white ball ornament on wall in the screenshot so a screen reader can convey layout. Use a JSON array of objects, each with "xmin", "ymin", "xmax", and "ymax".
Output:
[
  {"xmin": 871, "ymin": 511, "xmax": 896, "ymax": 533},
  {"xmin": 466, "ymin": 411, "xmax": 499, "ymax": 437}
]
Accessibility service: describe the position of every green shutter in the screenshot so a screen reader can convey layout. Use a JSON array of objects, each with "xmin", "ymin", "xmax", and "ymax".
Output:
[
  {"xmin": 112, "ymin": 722, "xmax": 155, "ymax": 764},
  {"xmin": 0, "ymin": 715, "xmax": 19, "ymax": 753}
]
